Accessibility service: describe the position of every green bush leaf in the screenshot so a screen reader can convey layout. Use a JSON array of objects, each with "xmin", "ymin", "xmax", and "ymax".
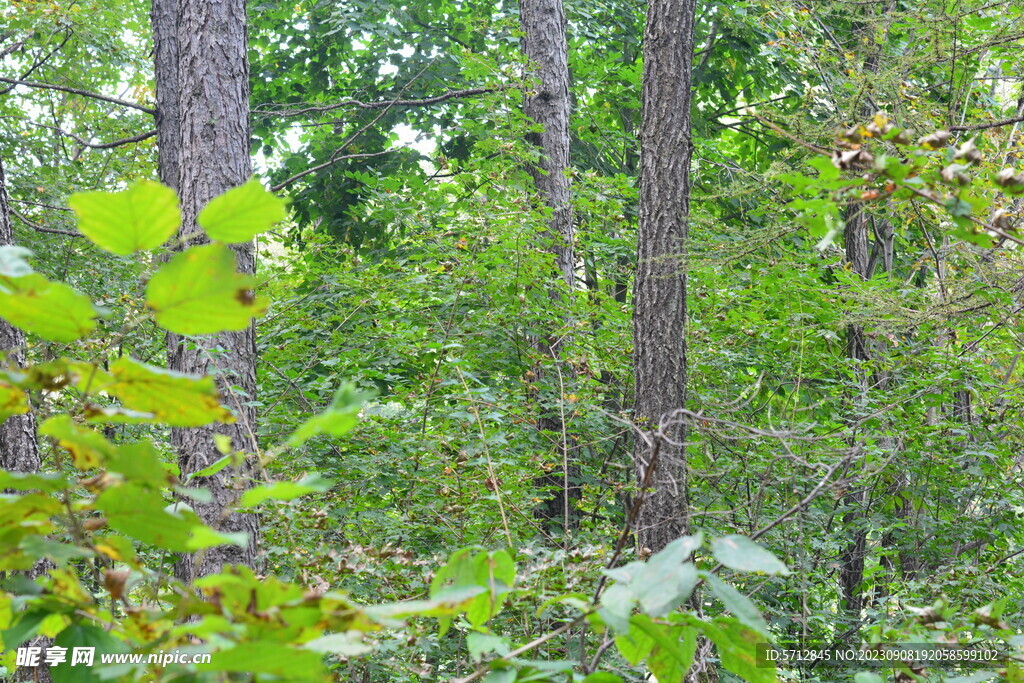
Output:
[
  {"xmin": 0, "ymin": 273, "xmax": 98, "ymax": 342},
  {"xmin": 198, "ymin": 178, "xmax": 287, "ymax": 243},
  {"xmin": 598, "ymin": 582, "xmax": 636, "ymax": 633},
  {"xmin": 145, "ymin": 243, "xmax": 267, "ymax": 334},
  {"xmin": 467, "ymin": 632, "xmax": 510, "ymax": 662},
  {"xmin": 68, "ymin": 180, "xmax": 180, "ymax": 255},
  {"xmin": 711, "ymin": 535, "xmax": 790, "ymax": 575}
]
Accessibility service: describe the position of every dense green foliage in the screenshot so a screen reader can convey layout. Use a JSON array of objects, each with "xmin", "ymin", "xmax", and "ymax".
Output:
[{"xmin": 2, "ymin": 0, "xmax": 1024, "ymax": 681}]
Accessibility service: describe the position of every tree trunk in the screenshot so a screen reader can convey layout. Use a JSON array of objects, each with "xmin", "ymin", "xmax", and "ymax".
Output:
[
  {"xmin": 0, "ymin": 152, "xmax": 53, "ymax": 683},
  {"xmin": 519, "ymin": 0, "xmax": 577, "ymax": 529},
  {"xmin": 0, "ymin": 156, "xmax": 39, "ymax": 475},
  {"xmin": 152, "ymin": 0, "xmax": 260, "ymax": 581},
  {"xmin": 632, "ymin": 0, "xmax": 697, "ymax": 554}
]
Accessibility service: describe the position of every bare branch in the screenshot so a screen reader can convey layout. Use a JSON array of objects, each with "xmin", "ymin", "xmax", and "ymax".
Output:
[
  {"xmin": 270, "ymin": 60, "xmax": 439, "ymax": 191},
  {"xmin": 269, "ymin": 150, "xmax": 394, "ymax": 192},
  {"xmin": 254, "ymin": 87, "xmax": 498, "ymax": 118},
  {"xmin": 9, "ymin": 206, "xmax": 81, "ymax": 237},
  {"xmin": 28, "ymin": 121, "xmax": 157, "ymax": 150},
  {"xmin": 0, "ymin": 77, "xmax": 156, "ymax": 115},
  {"xmin": 950, "ymin": 114, "xmax": 1024, "ymax": 132},
  {"xmin": 0, "ymin": 40, "xmax": 24, "ymax": 60},
  {"xmin": 9, "ymin": 198, "xmax": 72, "ymax": 212}
]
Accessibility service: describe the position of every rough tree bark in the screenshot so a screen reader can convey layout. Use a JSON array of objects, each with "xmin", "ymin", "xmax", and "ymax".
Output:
[
  {"xmin": 0, "ymin": 156, "xmax": 39, "ymax": 475},
  {"xmin": 152, "ymin": 0, "xmax": 260, "ymax": 582},
  {"xmin": 1, "ymin": 152, "xmax": 53, "ymax": 683},
  {"xmin": 632, "ymin": 0, "xmax": 697, "ymax": 554},
  {"xmin": 519, "ymin": 0, "xmax": 577, "ymax": 528}
]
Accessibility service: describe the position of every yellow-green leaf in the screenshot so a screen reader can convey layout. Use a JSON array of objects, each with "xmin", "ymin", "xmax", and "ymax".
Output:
[
  {"xmin": 39, "ymin": 416, "xmax": 115, "ymax": 469},
  {"xmin": 0, "ymin": 381, "xmax": 29, "ymax": 421},
  {"xmin": 102, "ymin": 356, "xmax": 234, "ymax": 427},
  {"xmin": 198, "ymin": 178, "xmax": 286, "ymax": 243},
  {"xmin": 145, "ymin": 243, "xmax": 267, "ymax": 334},
  {"xmin": 68, "ymin": 180, "xmax": 180, "ymax": 255},
  {"xmin": 0, "ymin": 273, "xmax": 98, "ymax": 342}
]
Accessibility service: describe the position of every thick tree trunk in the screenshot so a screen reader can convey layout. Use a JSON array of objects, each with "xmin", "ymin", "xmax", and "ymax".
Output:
[
  {"xmin": 840, "ymin": 208, "xmax": 896, "ymax": 625},
  {"xmin": 1, "ymin": 151, "xmax": 53, "ymax": 683},
  {"xmin": 152, "ymin": 0, "xmax": 260, "ymax": 581},
  {"xmin": 519, "ymin": 0, "xmax": 577, "ymax": 528},
  {"xmin": 632, "ymin": 0, "xmax": 697, "ymax": 554},
  {"xmin": 520, "ymin": 0, "xmax": 574, "ymax": 293},
  {"xmin": 0, "ymin": 157, "xmax": 39, "ymax": 475}
]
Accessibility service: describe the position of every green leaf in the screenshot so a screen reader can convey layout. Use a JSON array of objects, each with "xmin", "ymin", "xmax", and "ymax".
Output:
[
  {"xmin": 51, "ymin": 623, "xmax": 128, "ymax": 683},
  {"xmin": 0, "ymin": 610, "xmax": 48, "ymax": 649},
  {"xmin": 0, "ymin": 273, "xmax": 98, "ymax": 342},
  {"xmin": 614, "ymin": 619, "xmax": 655, "ymax": 665},
  {"xmin": 194, "ymin": 642, "xmax": 325, "ymax": 677},
  {"xmin": 703, "ymin": 573, "xmax": 769, "ymax": 635},
  {"xmin": 808, "ymin": 155, "xmax": 840, "ymax": 181},
  {"xmin": 632, "ymin": 533, "xmax": 703, "ymax": 616},
  {"xmin": 0, "ymin": 471, "xmax": 69, "ymax": 493},
  {"xmin": 638, "ymin": 618, "xmax": 698, "ymax": 683},
  {"xmin": 700, "ymin": 617, "xmax": 775, "ymax": 683},
  {"xmin": 95, "ymin": 484, "xmax": 246, "ymax": 552},
  {"xmin": 466, "ymin": 550, "xmax": 516, "ymax": 626},
  {"xmin": 482, "ymin": 671, "xmax": 517, "ymax": 683},
  {"xmin": 68, "ymin": 180, "xmax": 180, "ymax": 255},
  {"xmin": 103, "ymin": 356, "xmax": 234, "ymax": 427},
  {"xmin": 854, "ymin": 673, "xmax": 886, "ymax": 683},
  {"xmin": 145, "ymin": 243, "xmax": 268, "ymax": 334},
  {"xmin": 198, "ymin": 178, "xmax": 287, "ymax": 243},
  {"xmin": 598, "ymin": 582, "xmax": 636, "ymax": 633},
  {"xmin": 240, "ymin": 474, "xmax": 334, "ymax": 506},
  {"xmin": 711, "ymin": 535, "xmax": 790, "ymax": 575},
  {"xmin": 106, "ymin": 442, "xmax": 173, "ymax": 488},
  {"xmin": 583, "ymin": 674, "xmax": 624, "ymax": 683}
]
